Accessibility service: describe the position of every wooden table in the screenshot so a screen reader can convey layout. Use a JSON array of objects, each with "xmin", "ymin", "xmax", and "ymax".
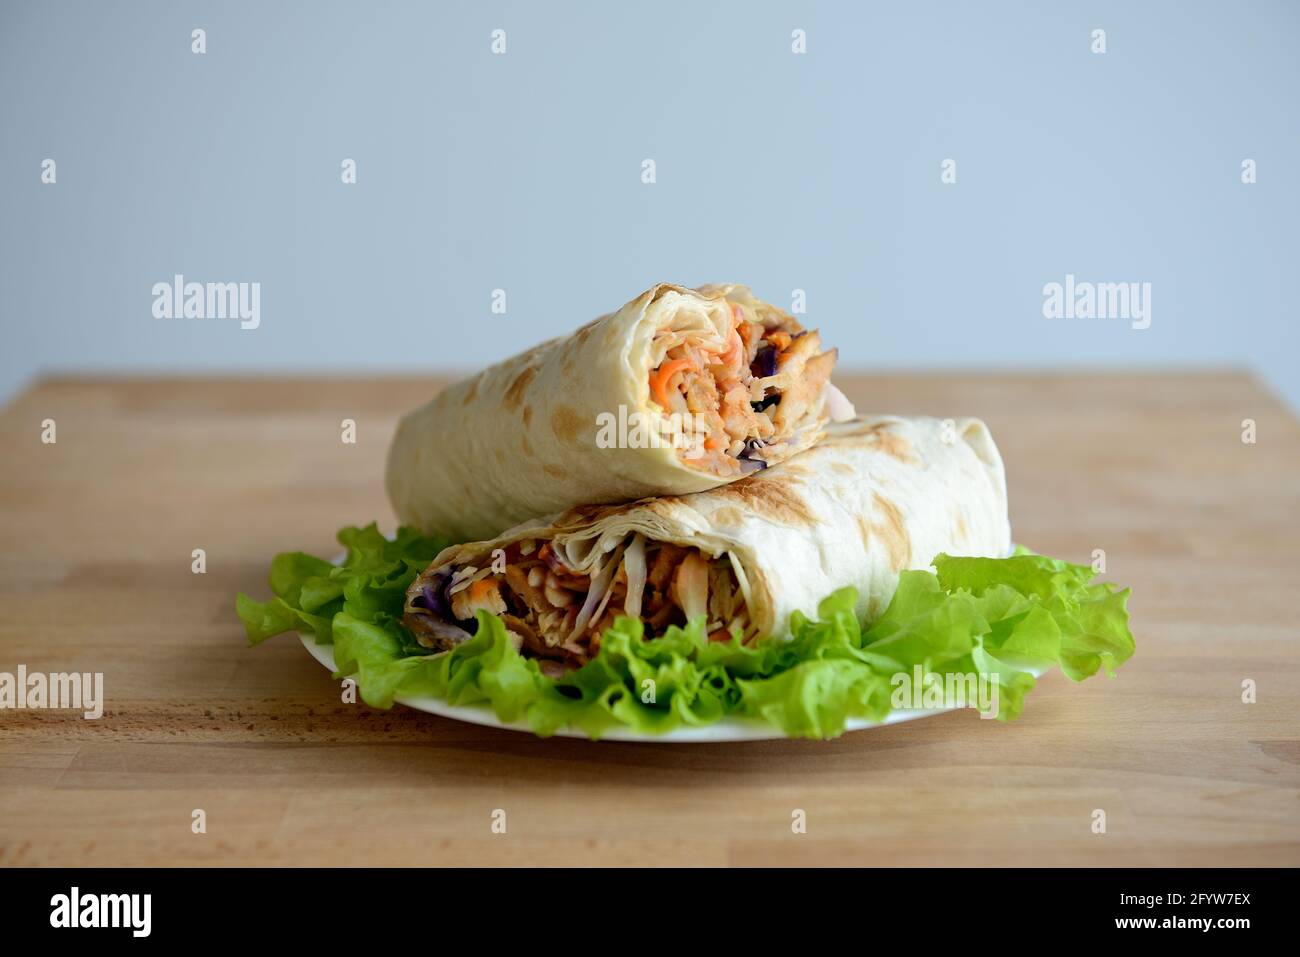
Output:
[{"xmin": 1, "ymin": 372, "xmax": 1297, "ymax": 867}]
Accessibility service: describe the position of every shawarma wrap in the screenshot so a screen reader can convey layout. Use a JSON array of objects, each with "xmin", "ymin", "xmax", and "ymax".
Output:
[
  {"xmin": 402, "ymin": 416, "xmax": 1011, "ymax": 674},
  {"xmin": 386, "ymin": 283, "xmax": 848, "ymax": 542}
]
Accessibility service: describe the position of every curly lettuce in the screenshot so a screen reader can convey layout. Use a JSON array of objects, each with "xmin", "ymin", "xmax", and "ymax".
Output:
[{"xmin": 236, "ymin": 525, "xmax": 1135, "ymax": 739}]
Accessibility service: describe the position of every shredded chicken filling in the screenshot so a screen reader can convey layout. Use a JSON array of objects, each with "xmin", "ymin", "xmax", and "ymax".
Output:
[
  {"xmin": 647, "ymin": 299, "xmax": 836, "ymax": 475},
  {"xmin": 405, "ymin": 534, "xmax": 755, "ymax": 672}
]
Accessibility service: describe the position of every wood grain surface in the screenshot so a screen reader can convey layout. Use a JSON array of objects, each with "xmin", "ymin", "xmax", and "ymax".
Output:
[{"xmin": 1, "ymin": 371, "xmax": 1297, "ymax": 867}]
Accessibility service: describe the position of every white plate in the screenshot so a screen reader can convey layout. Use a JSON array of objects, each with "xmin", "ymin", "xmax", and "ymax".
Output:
[{"xmin": 299, "ymin": 633, "xmax": 1049, "ymax": 743}]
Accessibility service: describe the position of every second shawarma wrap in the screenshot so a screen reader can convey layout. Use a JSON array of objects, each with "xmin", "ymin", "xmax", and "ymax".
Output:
[
  {"xmin": 402, "ymin": 416, "xmax": 1011, "ymax": 673},
  {"xmin": 385, "ymin": 283, "xmax": 849, "ymax": 542}
]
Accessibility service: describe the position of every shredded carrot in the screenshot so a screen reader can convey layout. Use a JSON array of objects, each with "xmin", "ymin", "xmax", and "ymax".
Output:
[
  {"xmin": 468, "ymin": 578, "xmax": 498, "ymax": 601},
  {"xmin": 648, "ymin": 357, "xmax": 694, "ymax": 409},
  {"xmin": 765, "ymin": 330, "xmax": 793, "ymax": 352}
]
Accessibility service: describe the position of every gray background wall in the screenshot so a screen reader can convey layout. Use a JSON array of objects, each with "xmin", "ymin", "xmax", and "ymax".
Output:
[{"xmin": 2, "ymin": 1, "xmax": 1297, "ymax": 407}]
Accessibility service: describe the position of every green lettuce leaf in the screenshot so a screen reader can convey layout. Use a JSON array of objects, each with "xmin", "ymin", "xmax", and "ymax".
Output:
[
  {"xmin": 237, "ymin": 528, "xmax": 1136, "ymax": 739},
  {"xmin": 236, "ymin": 523, "xmax": 446, "ymax": 651}
]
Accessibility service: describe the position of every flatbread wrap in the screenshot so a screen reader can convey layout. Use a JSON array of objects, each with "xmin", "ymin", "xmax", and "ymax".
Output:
[
  {"xmin": 385, "ymin": 283, "xmax": 848, "ymax": 541},
  {"xmin": 402, "ymin": 415, "xmax": 1011, "ymax": 674}
]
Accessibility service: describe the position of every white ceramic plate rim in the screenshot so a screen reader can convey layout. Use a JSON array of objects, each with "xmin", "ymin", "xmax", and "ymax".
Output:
[{"xmin": 299, "ymin": 633, "xmax": 1050, "ymax": 743}]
